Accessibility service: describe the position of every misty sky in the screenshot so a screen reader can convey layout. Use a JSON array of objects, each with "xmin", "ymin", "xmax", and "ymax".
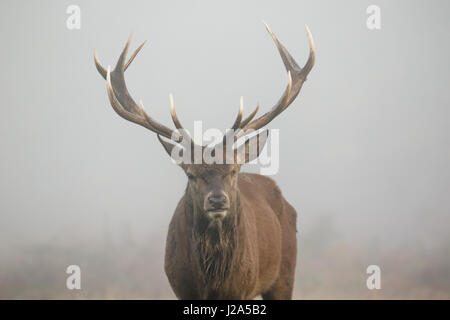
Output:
[{"xmin": 0, "ymin": 0, "xmax": 449, "ymax": 258}]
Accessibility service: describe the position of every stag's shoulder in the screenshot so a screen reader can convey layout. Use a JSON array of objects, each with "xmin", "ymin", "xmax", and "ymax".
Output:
[
  {"xmin": 238, "ymin": 173, "xmax": 284, "ymax": 212},
  {"xmin": 238, "ymin": 172, "xmax": 279, "ymax": 190},
  {"xmin": 169, "ymin": 196, "xmax": 192, "ymax": 229},
  {"xmin": 165, "ymin": 196, "xmax": 193, "ymax": 266}
]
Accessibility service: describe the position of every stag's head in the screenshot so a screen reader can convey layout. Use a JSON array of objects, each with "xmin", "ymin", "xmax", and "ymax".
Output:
[{"xmin": 94, "ymin": 23, "xmax": 315, "ymax": 221}]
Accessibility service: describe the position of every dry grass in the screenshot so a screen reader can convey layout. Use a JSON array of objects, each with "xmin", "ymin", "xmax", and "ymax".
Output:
[{"xmin": 1, "ymin": 216, "xmax": 449, "ymax": 299}]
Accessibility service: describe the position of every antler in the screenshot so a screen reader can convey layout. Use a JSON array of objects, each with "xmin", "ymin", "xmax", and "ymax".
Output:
[
  {"xmin": 223, "ymin": 97, "xmax": 260, "ymax": 144},
  {"xmin": 233, "ymin": 23, "xmax": 315, "ymax": 139},
  {"xmin": 95, "ymin": 24, "xmax": 315, "ymax": 151},
  {"xmin": 94, "ymin": 34, "xmax": 188, "ymax": 142}
]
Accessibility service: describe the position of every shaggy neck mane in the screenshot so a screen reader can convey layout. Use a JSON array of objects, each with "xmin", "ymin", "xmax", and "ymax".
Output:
[{"xmin": 188, "ymin": 194, "xmax": 241, "ymax": 292}]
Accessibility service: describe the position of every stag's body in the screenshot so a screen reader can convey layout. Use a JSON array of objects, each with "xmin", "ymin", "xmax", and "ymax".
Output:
[
  {"xmin": 165, "ymin": 172, "xmax": 297, "ymax": 299},
  {"xmin": 95, "ymin": 23, "xmax": 314, "ymax": 300}
]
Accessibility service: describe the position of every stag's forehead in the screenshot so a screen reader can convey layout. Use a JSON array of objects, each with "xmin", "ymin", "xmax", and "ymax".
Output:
[{"xmin": 186, "ymin": 164, "xmax": 235, "ymax": 176}]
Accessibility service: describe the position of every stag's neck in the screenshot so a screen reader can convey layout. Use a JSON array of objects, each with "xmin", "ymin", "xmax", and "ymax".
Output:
[{"xmin": 187, "ymin": 192, "xmax": 243, "ymax": 292}]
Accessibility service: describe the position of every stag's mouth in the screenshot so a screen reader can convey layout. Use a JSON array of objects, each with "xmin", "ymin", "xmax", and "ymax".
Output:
[{"xmin": 206, "ymin": 208, "xmax": 228, "ymax": 219}]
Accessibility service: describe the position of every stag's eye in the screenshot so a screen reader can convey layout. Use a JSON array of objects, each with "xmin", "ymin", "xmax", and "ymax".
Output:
[
  {"xmin": 231, "ymin": 169, "xmax": 237, "ymax": 177},
  {"xmin": 187, "ymin": 173, "xmax": 195, "ymax": 181}
]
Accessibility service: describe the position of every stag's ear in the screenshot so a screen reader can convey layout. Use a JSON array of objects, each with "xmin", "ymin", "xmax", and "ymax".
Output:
[
  {"xmin": 157, "ymin": 134, "xmax": 177, "ymax": 156},
  {"xmin": 235, "ymin": 130, "xmax": 269, "ymax": 164},
  {"xmin": 157, "ymin": 134, "xmax": 186, "ymax": 164}
]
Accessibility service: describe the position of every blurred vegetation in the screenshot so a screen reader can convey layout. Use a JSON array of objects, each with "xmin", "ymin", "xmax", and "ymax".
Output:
[{"xmin": 0, "ymin": 215, "xmax": 449, "ymax": 299}]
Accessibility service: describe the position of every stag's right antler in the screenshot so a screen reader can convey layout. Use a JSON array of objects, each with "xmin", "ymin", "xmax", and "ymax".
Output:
[{"xmin": 94, "ymin": 34, "xmax": 187, "ymax": 142}]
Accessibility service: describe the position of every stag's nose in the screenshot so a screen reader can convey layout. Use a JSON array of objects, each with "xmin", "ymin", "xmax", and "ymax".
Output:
[{"xmin": 208, "ymin": 195, "xmax": 227, "ymax": 208}]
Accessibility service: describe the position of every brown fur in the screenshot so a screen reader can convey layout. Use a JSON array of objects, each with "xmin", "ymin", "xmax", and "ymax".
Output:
[{"xmin": 164, "ymin": 172, "xmax": 297, "ymax": 299}]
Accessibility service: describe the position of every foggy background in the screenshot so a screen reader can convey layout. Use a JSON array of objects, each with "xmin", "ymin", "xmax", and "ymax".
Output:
[{"xmin": 1, "ymin": 0, "xmax": 449, "ymax": 298}]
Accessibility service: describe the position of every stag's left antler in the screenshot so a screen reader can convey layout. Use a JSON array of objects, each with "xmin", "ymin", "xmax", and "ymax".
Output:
[{"xmin": 233, "ymin": 23, "xmax": 315, "ymax": 139}]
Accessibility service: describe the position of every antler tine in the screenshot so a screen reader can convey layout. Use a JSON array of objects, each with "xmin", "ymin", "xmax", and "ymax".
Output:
[
  {"xmin": 239, "ymin": 103, "xmax": 259, "ymax": 129},
  {"xmin": 139, "ymin": 100, "xmax": 182, "ymax": 142},
  {"xmin": 94, "ymin": 49, "xmax": 108, "ymax": 79},
  {"xmin": 95, "ymin": 35, "xmax": 185, "ymax": 143},
  {"xmin": 124, "ymin": 40, "xmax": 146, "ymax": 71},
  {"xmin": 224, "ymin": 101, "xmax": 259, "ymax": 144},
  {"xmin": 222, "ymin": 97, "xmax": 244, "ymax": 144},
  {"xmin": 169, "ymin": 94, "xmax": 194, "ymax": 143},
  {"xmin": 231, "ymin": 96, "xmax": 244, "ymax": 130},
  {"xmin": 237, "ymin": 23, "xmax": 315, "ymax": 138},
  {"xmin": 169, "ymin": 94, "xmax": 183, "ymax": 129},
  {"xmin": 302, "ymin": 25, "xmax": 316, "ymax": 80},
  {"xmin": 94, "ymin": 40, "xmax": 146, "ymax": 80}
]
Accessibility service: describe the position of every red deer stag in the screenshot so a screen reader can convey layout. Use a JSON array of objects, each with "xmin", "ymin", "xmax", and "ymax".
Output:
[{"xmin": 94, "ymin": 23, "xmax": 315, "ymax": 299}]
